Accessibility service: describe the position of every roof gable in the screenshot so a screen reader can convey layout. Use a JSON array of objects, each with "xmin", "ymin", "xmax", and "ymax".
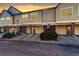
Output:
[
  {"xmin": 8, "ymin": 6, "xmax": 22, "ymax": 15},
  {"xmin": 0, "ymin": 9, "xmax": 12, "ymax": 18}
]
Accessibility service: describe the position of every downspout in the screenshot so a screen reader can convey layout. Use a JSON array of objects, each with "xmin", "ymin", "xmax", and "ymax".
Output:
[
  {"xmin": 41, "ymin": 10, "xmax": 44, "ymax": 32},
  {"xmin": 41, "ymin": 10, "xmax": 43, "ymax": 24}
]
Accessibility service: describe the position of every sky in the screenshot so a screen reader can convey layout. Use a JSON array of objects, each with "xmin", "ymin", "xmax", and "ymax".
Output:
[{"xmin": 0, "ymin": 3, "xmax": 58, "ymax": 13}]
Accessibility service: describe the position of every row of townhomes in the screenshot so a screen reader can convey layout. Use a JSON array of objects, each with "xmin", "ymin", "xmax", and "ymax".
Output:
[{"xmin": 1, "ymin": 3, "xmax": 79, "ymax": 35}]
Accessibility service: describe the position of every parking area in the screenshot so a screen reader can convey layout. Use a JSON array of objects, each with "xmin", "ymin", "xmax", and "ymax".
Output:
[
  {"xmin": 4, "ymin": 33, "xmax": 79, "ymax": 45},
  {"xmin": 0, "ymin": 33, "xmax": 79, "ymax": 56},
  {"xmin": 58, "ymin": 35, "xmax": 79, "ymax": 44},
  {"xmin": 0, "ymin": 40, "xmax": 79, "ymax": 56}
]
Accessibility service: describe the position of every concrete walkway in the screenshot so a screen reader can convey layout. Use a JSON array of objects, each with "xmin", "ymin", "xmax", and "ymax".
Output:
[{"xmin": 2, "ymin": 34, "xmax": 79, "ymax": 46}]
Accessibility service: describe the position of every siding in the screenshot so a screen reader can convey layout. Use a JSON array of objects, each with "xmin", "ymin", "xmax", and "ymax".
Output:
[
  {"xmin": 29, "ymin": 11, "xmax": 42, "ymax": 23},
  {"xmin": 14, "ymin": 11, "xmax": 42, "ymax": 24},
  {"xmin": 43, "ymin": 9, "xmax": 55, "ymax": 22},
  {"xmin": 14, "ymin": 13, "xmax": 30, "ymax": 24},
  {"xmin": 14, "ymin": 14, "xmax": 22, "ymax": 24},
  {"xmin": 0, "ymin": 10, "xmax": 13, "ymax": 25},
  {"xmin": 56, "ymin": 3, "xmax": 79, "ymax": 23},
  {"xmin": 14, "ymin": 8, "xmax": 56, "ymax": 25}
]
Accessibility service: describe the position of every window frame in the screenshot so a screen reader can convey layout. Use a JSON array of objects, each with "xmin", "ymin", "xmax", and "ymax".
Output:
[
  {"xmin": 21, "ymin": 14, "xmax": 29, "ymax": 23},
  {"xmin": 0, "ymin": 17, "xmax": 5, "ymax": 21},
  {"xmin": 5, "ymin": 17, "xmax": 11, "ymax": 21},
  {"xmin": 78, "ymin": 6, "xmax": 79, "ymax": 16},
  {"xmin": 22, "ymin": 14, "xmax": 28, "ymax": 18},
  {"xmin": 30, "ymin": 12, "xmax": 39, "ymax": 20},
  {"xmin": 60, "ymin": 7, "xmax": 73, "ymax": 18}
]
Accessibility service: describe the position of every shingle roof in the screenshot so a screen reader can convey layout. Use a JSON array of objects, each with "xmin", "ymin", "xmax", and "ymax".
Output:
[
  {"xmin": 14, "ymin": 3, "xmax": 60, "ymax": 15},
  {"xmin": 7, "ymin": 6, "xmax": 22, "ymax": 15},
  {"xmin": 0, "ymin": 6, "xmax": 22, "ymax": 17},
  {"xmin": 0, "ymin": 4, "xmax": 60, "ymax": 16},
  {"xmin": 0, "ymin": 9, "xmax": 13, "ymax": 17}
]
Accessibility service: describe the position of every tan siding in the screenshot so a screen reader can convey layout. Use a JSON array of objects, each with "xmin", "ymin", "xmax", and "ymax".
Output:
[
  {"xmin": 14, "ymin": 14, "xmax": 29, "ymax": 24},
  {"xmin": 43, "ymin": 9, "xmax": 55, "ymax": 22},
  {"xmin": 14, "ymin": 15, "xmax": 22, "ymax": 24},
  {"xmin": 29, "ymin": 11, "xmax": 42, "ymax": 22},
  {"xmin": 21, "ymin": 14, "xmax": 29, "ymax": 23},
  {"xmin": 56, "ymin": 3, "xmax": 79, "ymax": 22}
]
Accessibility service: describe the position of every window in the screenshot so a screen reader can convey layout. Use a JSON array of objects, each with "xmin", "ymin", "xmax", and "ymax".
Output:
[
  {"xmin": 61, "ymin": 8, "xmax": 67, "ymax": 17},
  {"xmin": 78, "ymin": 6, "xmax": 79, "ymax": 16},
  {"xmin": 30, "ymin": 12, "xmax": 39, "ymax": 19},
  {"xmin": 67, "ymin": 8, "xmax": 73, "ymax": 16},
  {"xmin": 22, "ymin": 14, "xmax": 28, "ymax": 18},
  {"xmin": 0, "ymin": 18, "xmax": 5, "ymax": 21},
  {"xmin": 22, "ymin": 14, "xmax": 29, "ymax": 23},
  {"xmin": 6, "ymin": 17, "xmax": 10, "ymax": 20},
  {"xmin": 60, "ymin": 7, "xmax": 73, "ymax": 17}
]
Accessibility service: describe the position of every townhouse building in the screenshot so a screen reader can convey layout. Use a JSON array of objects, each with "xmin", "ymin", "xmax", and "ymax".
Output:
[
  {"xmin": 14, "ymin": 7, "xmax": 56, "ymax": 34},
  {"xmin": 0, "ymin": 6, "xmax": 22, "ymax": 33},
  {"xmin": 56, "ymin": 3, "xmax": 79, "ymax": 35},
  {"xmin": 0, "ymin": 3, "xmax": 79, "ymax": 36}
]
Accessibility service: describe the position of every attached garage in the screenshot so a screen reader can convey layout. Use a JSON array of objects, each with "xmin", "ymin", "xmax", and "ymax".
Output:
[
  {"xmin": 75, "ymin": 25, "xmax": 79, "ymax": 35},
  {"xmin": 35, "ymin": 26, "xmax": 43, "ymax": 33},
  {"xmin": 56, "ymin": 25, "xmax": 67, "ymax": 35}
]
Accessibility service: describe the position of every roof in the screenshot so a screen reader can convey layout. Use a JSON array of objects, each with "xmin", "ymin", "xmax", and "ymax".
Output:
[
  {"xmin": 0, "ymin": 6, "xmax": 22, "ymax": 17},
  {"xmin": 0, "ymin": 9, "xmax": 13, "ymax": 17},
  {"xmin": 14, "ymin": 3, "xmax": 60, "ymax": 15},
  {"xmin": 0, "ymin": 3, "xmax": 61, "ymax": 16},
  {"xmin": 7, "ymin": 6, "xmax": 22, "ymax": 15}
]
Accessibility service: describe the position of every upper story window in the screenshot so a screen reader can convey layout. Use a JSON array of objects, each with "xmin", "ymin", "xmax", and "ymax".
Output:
[
  {"xmin": 6, "ymin": 17, "xmax": 10, "ymax": 20},
  {"xmin": 0, "ymin": 18, "xmax": 5, "ymax": 21},
  {"xmin": 22, "ymin": 14, "xmax": 28, "ymax": 18},
  {"xmin": 60, "ymin": 7, "xmax": 73, "ymax": 17},
  {"xmin": 67, "ymin": 8, "xmax": 73, "ymax": 16},
  {"xmin": 61, "ymin": 8, "xmax": 67, "ymax": 17},
  {"xmin": 76, "ymin": 6, "xmax": 79, "ymax": 16},
  {"xmin": 30, "ymin": 12, "xmax": 39, "ymax": 19}
]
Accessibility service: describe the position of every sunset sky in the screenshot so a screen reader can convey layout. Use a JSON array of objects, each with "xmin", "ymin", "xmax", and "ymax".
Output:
[{"xmin": 0, "ymin": 3, "xmax": 57, "ymax": 13}]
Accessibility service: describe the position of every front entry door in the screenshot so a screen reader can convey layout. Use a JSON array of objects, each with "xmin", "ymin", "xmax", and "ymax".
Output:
[
  {"xmin": 43, "ymin": 25, "xmax": 47, "ymax": 31},
  {"xmin": 67, "ymin": 25, "xmax": 72, "ymax": 35},
  {"xmin": 66, "ymin": 24, "xmax": 75, "ymax": 35},
  {"xmin": 32, "ymin": 26, "xmax": 36, "ymax": 34},
  {"xmin": 50, "ymin": 25, "xmax": 55, "ymax": 32},
  {"xmin": 19, "ymin": 26, "xmax": 27, "ymax": 33}
]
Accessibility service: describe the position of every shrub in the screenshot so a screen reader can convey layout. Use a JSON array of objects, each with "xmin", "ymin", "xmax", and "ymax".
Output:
[
  {"xmin": 40, "ymin": 28, "xmax": 58, "ymax": 41},
  {"xmin": 3, "ymin": 32, "xmax": 15, "ymax": 39}
]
